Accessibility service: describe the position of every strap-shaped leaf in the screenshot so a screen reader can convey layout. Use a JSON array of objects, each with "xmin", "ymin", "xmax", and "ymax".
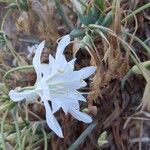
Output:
[{"xmin": 68, "ymin": 123, "xmax": 96, "ymax": 150}]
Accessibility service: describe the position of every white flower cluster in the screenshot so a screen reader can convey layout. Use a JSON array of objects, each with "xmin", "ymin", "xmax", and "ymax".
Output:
[{"xmin": 9, "ymin": 35, "xmax": 96, "ymax": 138}]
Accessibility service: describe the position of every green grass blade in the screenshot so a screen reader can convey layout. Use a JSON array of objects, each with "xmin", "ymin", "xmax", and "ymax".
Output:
[{"xmin": 68, "ymin": 123, "xmax": 96, "ymax": 150}]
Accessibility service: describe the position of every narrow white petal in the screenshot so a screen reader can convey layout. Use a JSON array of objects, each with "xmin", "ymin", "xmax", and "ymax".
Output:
[
  {"xmin": 51, "ymin": 96, "xmax": 80, "ymax": 114},
  {"xmin": 50, "ymin": 91, "xmax": 86, "ymax": 102},
  {"xmin": 53, "ymin": 55, "xmax": 67, "ymax": 74},
  {"xmin": 33, "ymin": 41, "xmax": 45, "ymax": 83},
  {"xmin": 51, "ymin": 99, "xmax": 62, "ymax": 113},
  {"xmin": 9, "ymin": 89, "xmax": 37, "ymax": 102},
  {"xmin": 60, "ymin": 80, "xmax": 87, "ymax": 90},
  {"xmin": 49, "ymin": 71, "xmax": 87, "ymax": 89},
  {"xmin": 56, "ymin": 35, "xmax": 70, "ymax": 59},
  {"xmin": 58, "ymin": 55, "xmax": 67, "ymax": 65},
  {"xmin": 69, "ymin": 107, "xmax": 92, "ymax": 123},
  {"xmin": 37, "ymin": 79, "xmax": 51, "ymax": 101},
  {"xmin": 44, "ymin": 100, "xmax": 63, "ymax": 138},
  {"xmin": 40, "ymin": 54, "xmax": 55, "ymax": 78},
  {"xmin": 67, "ymin": 91, "xmax": 86, "ymax": 102},
  {"xmin": 66, "ymin": 100, "xmax": 80, "ymax": 110},
  {"xmin": 50, "ymin": 97, "xmax": 69, "ymax": 114},
  {"xmin": 78, "ymin": 66, "xmax": 96, "ymax": 79},
  {"xmin": 48, "ymin": 54, "xmax": 55, "ymax": 69},
  {"xmin": 62, "ymin": 104, "xmax": 69, "ymax": 115},
  {"xmin": 50, "ymin": 90, "xmax": 86, "ymax": 102},
  {"xmin": 64, "ymin": 58, "xmax": 77, "ymax": 71},
  {"xmin": 49, "ymin": 65, "xmax": 96, "ymax": 90},
  {"xmin": 41, "ymin": 64, "xmax": 51, "ymax": 77},
  {"xmin": 49, "ymin": 54, "xmax": 55, "ymax": 64},
  {"xmin": 68, "ymin": 58, "xmax": 76, "ymax": 67}
]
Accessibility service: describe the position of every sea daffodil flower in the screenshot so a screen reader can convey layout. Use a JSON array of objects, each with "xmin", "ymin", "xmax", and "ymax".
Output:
[{"xmin": 9, "ymin": 35, "xmax": 96, "ymax": 138}]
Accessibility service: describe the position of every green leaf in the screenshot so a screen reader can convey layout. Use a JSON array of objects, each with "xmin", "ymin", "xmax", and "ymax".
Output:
[
  {"xmin": 19, "ymin": 0, "xmax": 28, "ymax": 11},
  {"xmin": 78, "ymin": 34, "xmax": 93, "ymax": 49},
  {"xmin": 121, "ymin": 60, "xmax": 150, "ymax": 90},
  {"xmin": 101, "ymin": 12, "xmax": 113, "ymax": 27},
  {"xmin": 74, "ymin": 0, "xmax": 103, "ymax": 25},
  {"xmin": 131, "ymin": 60, "xmax": 150, "ymax": 74},
  {"xmin": 98, "ymin": 131, "xmax": 108, "ymax": 146},
  {"xmin": 70, "ymin": 29, "xmax": 85, "ymax": 39},
  {"xmin": 0, "ymin": 32, "xmax": 6, "ymax": 47}
]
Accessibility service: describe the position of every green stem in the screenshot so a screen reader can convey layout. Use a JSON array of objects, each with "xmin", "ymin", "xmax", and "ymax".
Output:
[
  {"xmin": 3, "ymin": 65, "xmax": 34, "ymax": 89},
  {"xmin": 1, "ymin": 109, "xmax": 9, "ymax": 150},
  {"xmin": 21, "ymin": 133, "xmax": 27, "ymax": 150},
  {"xmin": 42, "ymin": 128, "xmax": 48, "ymax": 150},
  {"xmin": 68, "ymin": 123, "xmax": 96, "ymax": 150},
  {"xmin": 1, "ymin": 8, "xmax": 27, "ymax": 66},
  {"xmin": 122, "ymin": 3, "xmax": 150, "ymax": 23},
  {"xmin": 123, "ymin": 32, "xmax": 150, "ymax": 54},
  {"xmin": 31, "ymin": 133, "xmax": 52, "ymax": 148},
  {"xmin": 28, "ymin": 123, "xmax": 39, "ymax": 150},
  {"xmin": 1, "ymin": 8, "xmax": 12, "ymax": 31},
  {"xmin": 19, "ymin": 86, "xmax": 35, "ymax": 92},
  {"xmin": 12, "ymin": 109, "xmax": 22, "ymax": 150}
]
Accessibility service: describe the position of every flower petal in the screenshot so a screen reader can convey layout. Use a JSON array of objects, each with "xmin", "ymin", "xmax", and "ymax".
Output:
[
  {"xmin": 50, "ymin": 90, "xmax": 86, "ymax": 102},
  {"xmin": 51, "ymin": 97, "xmax": 69, "ymax": 114},
  {"xmin": 64, "ymin": 58, "xmax": 76, "ymax": 71},
  {"xmin": 52, "ymin": 55, "xmax": 67, "ymax": 75},
  {"xmin": 41, "ymin": 54, "xmax": 55, "ymax": 77},
  {"xmin": 60, "ymin": 80, "xmax": 87, "ymax": 90},
  {"xmin": 78, "ymin": 66, "xmax": 96, "ymax": 79},
  {"xmin": 43, "ymin": 100, "xmax": 63, "ymax": 138},
  {"xmin": 56, "ymin": 35, "xmax": 70, "ymax": 59},
  {"xmin": 33, "ymin": 41, "xmax": 45, "ymax": 83},
  {"xmin": 67, "ymin": 91, "xmax": 86, "ymax": 101},
  {"xmin": 48, "ymin": 71, "xmax": 87, "ymax": 89},
  {"xmin": 9, "ymin": 89, "xmax": 38, "ymax": 102},
  {"xmin": 61, "ymin": 104, "xmax": 69, "ymax": 114},
  {"xmin": 49, "ymin": 54, "xmax": 55, "ymax": 64},
  {"xmin": 69, "ymin": 107, "xmax": 92, "ymax": 123},
  {"xmin": 51, "ymin": 99, "xmax": 62, "ymax": 113},
  {"xmin": 41, "ymin": 64, "xmax": 50, "ymax": 77},
  {"xmin": 37, "ymin": 79, "xmax": 51, "ymax": 101},
  {"xmin": 51, "ymin": 96, "xmax": 80, "ymax": 114},
  {"xmin": 66, "ymin": 100, "xmax": 79, "ymax": 110}
]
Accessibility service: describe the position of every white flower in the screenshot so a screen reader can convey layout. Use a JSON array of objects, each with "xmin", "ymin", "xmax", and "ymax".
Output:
[
  {"xmin": 9, "ymin": 35, "xmax": 96, "ymax": 138},
  {"xmin": 27, "ymin": 44, "xmax": 38, "ymax": 59}
]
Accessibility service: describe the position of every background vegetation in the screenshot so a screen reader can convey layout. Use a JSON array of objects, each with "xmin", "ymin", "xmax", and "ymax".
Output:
[{"xmin": 0, "ymin": 0, "xmax": 150, "ymax": 149}]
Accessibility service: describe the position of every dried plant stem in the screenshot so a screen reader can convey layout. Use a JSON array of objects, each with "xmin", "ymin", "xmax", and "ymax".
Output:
[
  {"xmin": 122, "ymin": 3, "xmax": 150, "ymax": 23},
  {"xmin": 89, "ymin": 24, "xmax": 149, "ymax": 81}
]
